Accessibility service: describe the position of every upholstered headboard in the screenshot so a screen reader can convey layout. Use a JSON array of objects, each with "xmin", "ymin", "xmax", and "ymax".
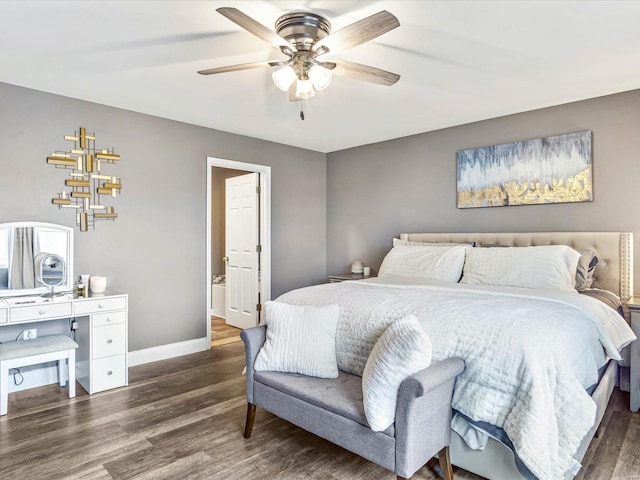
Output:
[{"xmin": 399, "ymin": 232, "xmax": 633, "ymax": 301}]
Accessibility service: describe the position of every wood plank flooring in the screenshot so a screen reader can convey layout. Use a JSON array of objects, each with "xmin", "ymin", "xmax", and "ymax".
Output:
[
  {"xmin": 1, "ymin": 341, "xmax": 638, "ymax": 480},
  {"xmin": 211, "ymin": 316, "xmax": 241, "ymax": 348}
]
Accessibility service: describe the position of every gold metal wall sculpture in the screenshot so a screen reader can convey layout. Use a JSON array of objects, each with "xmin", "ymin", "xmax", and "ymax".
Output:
[{"xmin": 47, "ymin": 127, "xmax": 121, "ymax": 231}]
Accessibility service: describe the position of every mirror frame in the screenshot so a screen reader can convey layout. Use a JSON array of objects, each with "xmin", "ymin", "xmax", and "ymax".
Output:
[{"xmin": 0, "ymin": 222, "xmax": 74, "ymax": 297}]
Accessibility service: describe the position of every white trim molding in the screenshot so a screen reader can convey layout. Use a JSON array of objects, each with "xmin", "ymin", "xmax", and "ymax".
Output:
[{"xmin": 128, "ymin": 337, "xmax": 209, "ymax": 367}]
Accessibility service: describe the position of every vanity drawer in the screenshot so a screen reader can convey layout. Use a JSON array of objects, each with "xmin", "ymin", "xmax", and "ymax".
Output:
[
  {"xmin": 92, "ymin": 355, "xmax": 126, "ymax": 392},
  {"xmin": 92, "ymin": 311, "xmax": 126, "ymax": 327},
  {"xmin": 0, "ymin": 309, "xmax": 6, "ymax": 324},
  {"xmin": 74, "ymin": 296, "xmax": 126, "ymax": 315},
  {"xmin": 11, "ymin": 302, "xmax": 72, "ymax": 323},
  {"xmin": 92, "ymin": 323, "xmax": 126, "ymax": 359}
]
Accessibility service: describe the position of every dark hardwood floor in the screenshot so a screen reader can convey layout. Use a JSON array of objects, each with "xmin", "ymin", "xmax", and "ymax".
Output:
[{"xmin": 0, "ymin": 341, "xmax": 638, "ymax": 479}]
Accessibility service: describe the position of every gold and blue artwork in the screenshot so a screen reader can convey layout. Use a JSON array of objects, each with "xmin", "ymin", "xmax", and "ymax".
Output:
[{"xmin": 456, "ymin": 131, "xmax": 592, "ymax": 208}]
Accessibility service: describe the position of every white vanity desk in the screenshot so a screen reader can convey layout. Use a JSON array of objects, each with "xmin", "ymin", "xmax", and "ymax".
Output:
[{"xmin": 0, "ymin": 288, "xmax": 128, "ymax": 394}]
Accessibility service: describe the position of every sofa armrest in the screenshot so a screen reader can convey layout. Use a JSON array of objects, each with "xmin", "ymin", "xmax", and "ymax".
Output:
[
  {"xmin": 240, "ymin": 325, "xmax": 267, "ymax": 404},
  {"xmin": 394, "ymin": 357, "xmax": 465, "ymax": 478},
  {"xmin": 399, "ymin": 357, "xmax": 465, "ymax": 399}
]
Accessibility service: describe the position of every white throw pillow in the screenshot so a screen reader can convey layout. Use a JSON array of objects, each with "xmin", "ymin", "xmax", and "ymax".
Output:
[
  {"xmin": 378, "ymin": 245, "xmax": 468, "ymax": 282},
  {"xmin": 362, "ymin": 315, "xmax": 432, "ymax": 432},
  {"xmin": 254, "ymin": 301, "xmax": 339, "ymax": 378},
  {"xmin": 460, "ymin": 245, "xmax": 581, "ymax": 290}
]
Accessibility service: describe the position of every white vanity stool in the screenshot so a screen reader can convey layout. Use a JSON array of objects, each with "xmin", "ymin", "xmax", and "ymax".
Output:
[{"xmin": 0, "ymin": 335, "xmax": 78, "ymax": 415}]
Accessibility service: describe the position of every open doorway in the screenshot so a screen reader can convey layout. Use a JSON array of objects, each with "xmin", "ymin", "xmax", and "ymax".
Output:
[
  {"xmin": 210, "ymin": 166, "xmax": 248, "ymax": 347},
  {"xmin": 206, "ymin": 158, "xmax": 271, "ymax": 348}
]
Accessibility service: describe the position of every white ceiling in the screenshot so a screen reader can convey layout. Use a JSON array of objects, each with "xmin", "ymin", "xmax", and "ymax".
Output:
[{"xmin": 1, "ymin": 1, "xmax": 640, "ymax": 153}]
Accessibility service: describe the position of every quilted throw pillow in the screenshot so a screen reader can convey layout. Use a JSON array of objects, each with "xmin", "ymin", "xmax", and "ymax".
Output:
[
  {"xmin": 362, "ymin": 315, "xmax": 432, "ymax": 432},
  {"xmin": 254, "ymin": 301, "xmax": 339, "ymax": 378}
]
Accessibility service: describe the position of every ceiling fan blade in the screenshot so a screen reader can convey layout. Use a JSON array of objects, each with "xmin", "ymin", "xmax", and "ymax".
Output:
[
  {"xmin": 314, "ymin": 10, "xmax": 399, "ymax": 54},
  {"xmin": 216, "ymin": 7, "xmax": 293, "ymax": 52},
  {"xmin": 198, "ymin": 60, "xmax": 279, "ymax": 75},
  {"xmin": 332, "ymin": 60, "xmax": 400, "ymax": 86}
]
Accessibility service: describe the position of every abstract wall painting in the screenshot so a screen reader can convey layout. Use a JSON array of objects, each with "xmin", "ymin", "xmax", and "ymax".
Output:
[{"xmin": 456, "ymin": 131, "xmax": 592, "ymax": 209}]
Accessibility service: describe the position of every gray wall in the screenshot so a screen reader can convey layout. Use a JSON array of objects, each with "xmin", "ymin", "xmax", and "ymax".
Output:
[
  {"xmin": 327, "ymin": 89, "xmax": 640, "ymax": 294},
  {"xmin": 0, "ymin": 82, "xmax": 326, "ymax": 351}
]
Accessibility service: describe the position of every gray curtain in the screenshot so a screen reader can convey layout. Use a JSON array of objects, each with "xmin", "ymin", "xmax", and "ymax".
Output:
[{"xmin": 9, "ymin": 227, "xmax": 36, "ymax": 289}]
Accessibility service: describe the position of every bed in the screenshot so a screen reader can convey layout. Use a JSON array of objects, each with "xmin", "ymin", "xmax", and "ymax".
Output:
[{"xmin": 276, "ymin": 232, "xmax": 636, "ymax": 480}]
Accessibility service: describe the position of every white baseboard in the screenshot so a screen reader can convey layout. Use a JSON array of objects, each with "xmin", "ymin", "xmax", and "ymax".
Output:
[{"xmin": 128, "ymin": 337, "xmax": 210, "ymax": 367}]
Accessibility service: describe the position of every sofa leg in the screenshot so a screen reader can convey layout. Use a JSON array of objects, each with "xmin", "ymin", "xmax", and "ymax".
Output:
[
  {"xmin": 397, "ymin": 477, "xmax": 410, "ymax": 480},
  {"xmin": 243, "ymin": 403, "xmax": 256, "ymax": 439},
  {"xmin": 438, "ymin": 446, "xmax": 453, "ymax": 480}
]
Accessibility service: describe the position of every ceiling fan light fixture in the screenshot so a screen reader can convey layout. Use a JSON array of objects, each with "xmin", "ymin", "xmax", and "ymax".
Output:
[
  {"xmin": 272, "ymin": 66, "xmax": 296, "ymax": 91},
  {"xmin": 309, "ymin": 65, "xmax": 332, "ymax": 91},
  {"xmin": 203, "ymin": 8, "xmax": 401, "ymax": 109},
  {"xmin": 296, "ymin": 79, "xmax": 316, "ymax": 99}
]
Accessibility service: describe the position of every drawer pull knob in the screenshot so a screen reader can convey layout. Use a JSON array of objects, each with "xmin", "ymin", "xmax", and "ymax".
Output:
[
  {"xmin": 106, "ymin": 317, "xmax": 112, "ymax": 322},
  {"xmin": 107, "ymin": 370, "xmax": 113, "ymax": 375},
  {"xmin": 39, "ymin": 310, "xmax": 46, "ymax": 315},
  {"xmin": 107, "ymin": 339, "xmax": 113, "ymax": 344},
  {"xmin": 98, "ymin": 304, "xmax": 105, "ymax": 309}
]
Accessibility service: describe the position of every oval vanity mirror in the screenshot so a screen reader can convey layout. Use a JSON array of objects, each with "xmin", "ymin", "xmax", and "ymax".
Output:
[{"xmin": 35, "ymin": 253, "xmax": 65, "ymax": 298}]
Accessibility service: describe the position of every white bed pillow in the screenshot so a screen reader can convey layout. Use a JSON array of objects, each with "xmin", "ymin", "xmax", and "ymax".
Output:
[
  {"xmin": 392, "ymin": 238, "xmax": 475, "ymax": 247},
  {"xmin": 378, "ymin": 245, "xmax": 468, "ymax": 282},
  {"xmin": 362, "ymin": 315, "xmax": 432, "ymax": 432},
  {"xmin": 460, "ymin": 245, "xmax": 581, "ymax": 290},
  {"xmin": 254, "ymin": 301, "xmax": 339, "ymax": 378}
]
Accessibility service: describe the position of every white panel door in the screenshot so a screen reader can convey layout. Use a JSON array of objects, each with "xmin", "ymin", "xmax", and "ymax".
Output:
[{"xmin": 225, "ymin": 172, "xmax": 259, "ymax": 329}]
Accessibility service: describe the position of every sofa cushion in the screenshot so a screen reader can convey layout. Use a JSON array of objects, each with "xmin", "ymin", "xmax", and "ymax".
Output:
[{"xmin": 254, "ymin": 370, "xmax": 395, "ymax": 437}]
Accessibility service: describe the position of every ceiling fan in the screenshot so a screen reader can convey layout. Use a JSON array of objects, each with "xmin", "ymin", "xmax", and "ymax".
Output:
[{"xmin": 197, "ymin": 7, "xmax": 401, "ymax": 102}]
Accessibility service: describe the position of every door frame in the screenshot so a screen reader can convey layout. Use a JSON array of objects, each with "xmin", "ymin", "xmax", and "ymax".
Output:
[{"xmin": 206, "ymin": 157, "xmax": 271, "ymax": 346}]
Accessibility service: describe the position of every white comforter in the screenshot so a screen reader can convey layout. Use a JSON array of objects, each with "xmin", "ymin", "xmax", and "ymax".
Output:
[{"xmin": 277, "ymin": 278, "xmax": 636, "ymax": 480}]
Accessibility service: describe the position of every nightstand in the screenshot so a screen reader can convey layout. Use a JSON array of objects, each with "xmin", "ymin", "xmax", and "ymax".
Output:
[
  {"xmin": 627, "ymin": 296, "xmax": 640, "ymax": 412},
  {"xmin": 328, "ymin": 272, "xmax": 377, "ymax": 283}
]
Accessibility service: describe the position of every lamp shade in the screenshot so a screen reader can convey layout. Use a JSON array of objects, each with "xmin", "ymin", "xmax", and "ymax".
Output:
[
  {"xmin": 309, "ymin": 65, "xmax": 332, "ymax": 91},
  {"xmin": 272, "ymin": 66, "xmax": 296, "ymax": 91},
  {"xmin": 295, "ymin": 79, "xmax": 316, "ymax": 99}
]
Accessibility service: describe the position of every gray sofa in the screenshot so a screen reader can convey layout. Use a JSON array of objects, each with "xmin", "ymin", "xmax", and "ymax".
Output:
[{"xmin": 241, "ymin": 326, "xmax": 465, "ymax": 480}]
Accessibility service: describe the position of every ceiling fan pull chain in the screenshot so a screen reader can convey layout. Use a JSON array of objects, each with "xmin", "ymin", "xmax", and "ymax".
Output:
[{"xmin": 299, "ymin": 104, "xmax": 305, "ymax": 121}]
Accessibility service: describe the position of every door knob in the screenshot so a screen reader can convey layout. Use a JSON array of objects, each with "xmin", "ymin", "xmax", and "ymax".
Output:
[{"xmin": 222, "ymin": 256, "xmax": 229, "ymax": 262}]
